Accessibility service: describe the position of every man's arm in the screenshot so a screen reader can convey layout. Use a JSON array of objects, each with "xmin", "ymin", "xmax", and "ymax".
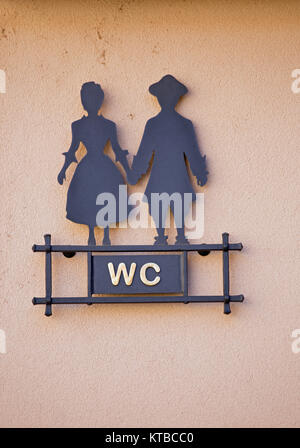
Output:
[
  {"xmin": 130, "ymin": 120, "xmax": 154, "ymax": 185},
  {"xmin": 184, "ymin": 121, "xmax": 208, "ymax": 186}
]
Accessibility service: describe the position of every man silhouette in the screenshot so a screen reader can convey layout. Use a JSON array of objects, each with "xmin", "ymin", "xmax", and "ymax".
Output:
[{"xmin": 129, "ymin": 75, "xmax": 208, "ymax": 245}]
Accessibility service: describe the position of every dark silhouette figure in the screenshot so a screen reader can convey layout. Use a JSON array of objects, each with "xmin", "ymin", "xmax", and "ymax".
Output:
[
  {"xmin": 129, "ymin": 75, "xmax": 208, "ymax": 245},
  {"xmin": 57, "ymin": 82, "xmax": 130, "ymax": 245}
]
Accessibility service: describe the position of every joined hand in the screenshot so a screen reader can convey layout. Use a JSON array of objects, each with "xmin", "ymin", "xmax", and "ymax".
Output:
[{"xmin": 57, "ymin": 169, "xmax": 66, "ymax": 185}]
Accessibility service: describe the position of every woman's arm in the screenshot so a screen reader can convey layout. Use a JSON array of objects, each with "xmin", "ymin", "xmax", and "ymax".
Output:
[
  {"xmin": 57, "ymin": 122, "xmax": 80, "ymax": 185},
  {"xmin": 184, "ymin": 121, "xmax": 208, "ymax": 186},
  {"xmin": 109, "ymin": 122, "xmax": 131, "ymax": 176}
]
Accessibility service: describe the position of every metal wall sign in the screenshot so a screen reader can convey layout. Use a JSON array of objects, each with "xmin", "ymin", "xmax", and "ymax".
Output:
[{"xmin": 32, "ymin": 75, "xmax": 244, "ymax": 316}]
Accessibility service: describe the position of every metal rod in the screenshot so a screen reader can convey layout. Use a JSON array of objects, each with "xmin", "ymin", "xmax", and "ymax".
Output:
[
  {"xmin": 32, "ymin": 242, "xmax": 243, "ymax": 253},
  {"xmin": 44, "ymin": 234, "xmax": 52, "ymax": 317},
  {"xmin": 33, "ymin": 295, "xmax": 244, "ymax": 305},
  {"xmin": 87, "ymin": 251, "xmax": 92, "ymax": 305},
  {"xmin": 183, "ymin": 251, "xmax": 188, "ymax": 303},
  {"xmin": 222, "ymin": 232, "xmax": 231, "ymax": 314}
]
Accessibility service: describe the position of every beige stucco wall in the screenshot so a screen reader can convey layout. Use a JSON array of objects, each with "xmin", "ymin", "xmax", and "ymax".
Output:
[{"xmin": 0, "ymin": 0, "xmax": 299, "ymax": 427}]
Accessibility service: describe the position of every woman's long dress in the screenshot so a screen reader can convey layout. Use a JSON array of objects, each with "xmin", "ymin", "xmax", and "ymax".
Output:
[{"xmin": 65, "ymin": 115, "xmax": 128, "ymax": 227}]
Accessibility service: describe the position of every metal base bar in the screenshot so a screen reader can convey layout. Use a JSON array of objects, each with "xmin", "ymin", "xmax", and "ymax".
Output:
[
  {"xmin": 32, "ymin": 243, "xmax": 243, "ymax": 253},
  {"xmin": 33, "ymin": 295, "xmax": 244, "ymax": 305}
]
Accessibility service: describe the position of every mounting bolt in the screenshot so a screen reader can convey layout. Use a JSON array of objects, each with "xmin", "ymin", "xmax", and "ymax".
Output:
[
  {"xmin": 63, "ymin": 251, "xmax": 76, "ymax": 258},
  {"xmin": 198, "ymin": 250, "xmax": 210, "ymax": 256}
]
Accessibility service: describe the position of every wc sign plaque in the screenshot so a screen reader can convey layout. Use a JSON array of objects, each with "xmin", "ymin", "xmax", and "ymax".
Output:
[
  {"xmin": 92, "ymin": 255, "xmax": 183, "ymax": 294},
  {"xmin": 32, "ymin": 75, "xmax": 244, "ymax": 316}
]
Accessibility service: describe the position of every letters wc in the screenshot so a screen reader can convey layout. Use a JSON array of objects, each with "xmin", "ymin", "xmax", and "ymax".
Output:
[{"xmin": 108, "ymin": 261, "xmax": 161, "ymax": 287}]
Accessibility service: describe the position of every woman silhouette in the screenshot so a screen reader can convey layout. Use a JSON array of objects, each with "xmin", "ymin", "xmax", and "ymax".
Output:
[
  {"xmin": 57, "ymin": 82, "xmax": 130, "ymax": 245},
  {"xmin": 129, "ymin": 75, "xmax": 208, "ymax": 245}
]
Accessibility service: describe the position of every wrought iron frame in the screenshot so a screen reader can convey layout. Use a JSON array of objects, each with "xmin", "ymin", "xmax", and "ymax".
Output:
[{"xmin": 32, "ymin": 232, "xmax": 244, "ymax": 316}]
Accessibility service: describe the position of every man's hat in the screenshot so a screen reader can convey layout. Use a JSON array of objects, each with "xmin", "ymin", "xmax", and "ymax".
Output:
[{"xmin": 149, "ymin": 74, "xmax": 188, "ymax": 100}]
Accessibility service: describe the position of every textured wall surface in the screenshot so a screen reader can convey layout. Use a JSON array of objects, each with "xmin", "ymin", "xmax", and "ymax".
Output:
[{"xmin": 0, "ymin": 0, "xmax": 299, "ymax": 427}]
